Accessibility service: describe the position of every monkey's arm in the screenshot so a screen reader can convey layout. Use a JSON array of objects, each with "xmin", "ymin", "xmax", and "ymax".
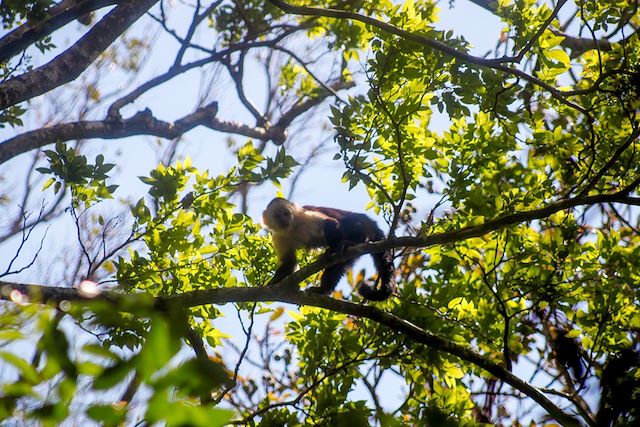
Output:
[
  {"xmin": 322, "ymin": 217, "xmax": 343, "ymax": 250},
  {"xmin": 267, "ymin": 250, "xmax": 296, "ymax": 286},
  {"xmin": 306, "ymin": 218, "xmax": 352, "ymax": 295}
]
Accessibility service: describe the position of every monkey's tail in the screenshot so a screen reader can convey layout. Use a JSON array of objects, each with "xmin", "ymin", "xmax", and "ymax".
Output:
[{"xmin": 358, "ymin": 250, "xmax": 396, "ymax": 301}]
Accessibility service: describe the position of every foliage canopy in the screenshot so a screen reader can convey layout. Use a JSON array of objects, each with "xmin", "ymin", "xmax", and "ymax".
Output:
[{"xmin": 1, "ymin": 0, "xmax": 639, "ymax": 426}]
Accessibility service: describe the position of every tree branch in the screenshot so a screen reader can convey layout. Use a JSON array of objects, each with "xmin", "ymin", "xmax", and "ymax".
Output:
[
  {"xmin": 266, "ymin": 0, "xmax": 589, "ymax": 116},
  {"xmin": 262, "ymin": 190, "xmax": 640, "ymax": 290},
  {"xmin": 3, "ymin": 190, "xmax": 639, "ymax": 301},
  {"xmin": 577, "ymin": 126, "xmax": 640, "ymax": 196},
  {"xmin": 105, "ymin": 28, "xmax": 302, "ymax": 119},
  {"xmin": 0, "ymin": 0, "xmax": 159, "ymax": 111},
  {"xmin": 552, "ymin": 29, "xmax": 613, "ymax": 58},
  {"xmin": 0, "ymin": 7, "xmax": 349, "ymax": 161},
  {"xmin": 0, "ymin": 0, "xmax": 118, "ymax": 63},
  {"xmin": 0, "ymin": 280, "xmax": 579, "ymax": 425},
  {"xmin": 512, "ymin": 0, "xmax": 568, "ymax": 62},
  {"xmin": 0, "ymin": 67, "xmax": 354, "ymax": 164},
  {"xmin": 4, "ymin": 189, "xmax": 637, "ymax": 424},
  {"xmin": 0, "ymin": 102, "xmax": 221, "ymax": 165}
]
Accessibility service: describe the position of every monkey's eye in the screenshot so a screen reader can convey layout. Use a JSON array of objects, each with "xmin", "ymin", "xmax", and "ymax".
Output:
[
  {"xmin": 273, "ymin": 210, "xmax": 292, "ymax": 227},
  {"xmin": 276, "ymin": 210, "xmax": 291, "ymax": 220}
]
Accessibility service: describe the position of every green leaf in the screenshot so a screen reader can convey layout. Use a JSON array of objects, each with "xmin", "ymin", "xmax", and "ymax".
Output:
[
  {"xmin": 42, "ymin": 177, "xmax": 55, "ymax": 190},
  {"xmin": 38, "ymin": 322, "xmax": 77, "ymax": 379},
  {"xmin": 0, "ymin": 352, "xmax": 40, "ymax": 384},
  {"xmin": 137, "ymin": 315, "xmax": 181, "ymax": 380},
  {"xmin": 87, "ymin": 404, "xmax": 127, "ymax": 425},
  {"xmin": 153, "ymin": 357, "xmax": 233, "ymax": 397},
  {"xmin": 546, "ymin": 49, "xmax": 571, "ymax": 68},
  {"xmin": 94, "ymin": 360, "xmax": 134, "ymax": 390},
  {"xmin": 146, "ymin": 391, "xmax": 233, "ymax": 427},
  {"xmin": 565, "ymin": 329, "xmax": 581, "ymax": 339}
]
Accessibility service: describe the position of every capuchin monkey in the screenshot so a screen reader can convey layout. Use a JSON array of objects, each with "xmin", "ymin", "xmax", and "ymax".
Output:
[{"xmin": 262, "ymin": 197, "xmax": 395, "ymax": 301}]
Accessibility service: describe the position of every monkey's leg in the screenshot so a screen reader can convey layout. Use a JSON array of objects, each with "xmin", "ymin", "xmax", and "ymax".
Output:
[{"xmin": 308, "ymin": 261, "xmax": 350, "ymax": 295}]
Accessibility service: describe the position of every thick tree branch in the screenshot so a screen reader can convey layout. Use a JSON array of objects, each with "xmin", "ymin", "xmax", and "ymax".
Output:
[
  {"xmin": 3, "ymin": 190, "xmax": 640, "ymax": 301},
  {"xmin": 552, "ymin": 29, "xmax": 613, "ymax": 58},
  {"xmin": 4, "ymin": 190, "xmax": 637, "ymax": 424},
  {"xmin": 1, "ymin": 66, "xmax": 352, "ymax": 164},
  {"xmin": 0, "ymin": 0, "xmax": 118, "ymax": 63},
  {"xmin": 0, "ymin": 280, "xmax": 578, "ymax": 425},
  {"xmin": 266, "ymin": 190, "xmax": 640, "ymax": 289},
  {"xmin": 0, "ymin": 79, "xmax": 351, "ymax": 164},
  {"xmin": 3, "ymin": 190, "xmax": 639, "ymax": 297},
  {"xmin": 0, "ymin": 102, "xmax": 222, "ymax": 165},
  {"xmin": 0, "ymin": 0, "xmax": 159, "ymax": 111}
]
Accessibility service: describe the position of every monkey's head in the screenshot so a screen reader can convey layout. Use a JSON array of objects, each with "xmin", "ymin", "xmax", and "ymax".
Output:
[{"xmin": 263, "ymin": 197, "xmax": 295, "ymax": 231}]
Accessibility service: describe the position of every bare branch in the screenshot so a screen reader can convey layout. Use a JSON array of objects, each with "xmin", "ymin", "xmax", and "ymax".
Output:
[
  {"xmin": 0, "ymin": 0, "xmax": 159, "ymax": 111},
  {"xmin": 173, "ymin": 0, "xmax": 224, "ymax": 66},
  {"xmin": 224, "ymin": 52, "xmax": 266, "ymax": 124},
  {"xmin": 1, "ymin": 208, "xmax": 50, "ymax": 277},
  {"xmin": 0, "ymin": 102, "xmax": 220, "ymax": 165},
  {"xmin": 552, "ymin": 29, "xmax": 613, "ymax": 58},
  {"xmin": 106, "ymin": 29, "xmax": 302, "ymax": 119},
  {"xmin": 0, "ymin": 0, "xmax": 118, "ymax": 63},
  {"xmin": 0, "ymin": 190, "xmax": 66, "ymax": 244}
]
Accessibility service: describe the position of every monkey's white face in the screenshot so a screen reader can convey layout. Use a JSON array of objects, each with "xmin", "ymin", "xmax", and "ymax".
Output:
[{"xmin": 263, "ymin": 199, "xmax": 294, "ymax": 231}]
